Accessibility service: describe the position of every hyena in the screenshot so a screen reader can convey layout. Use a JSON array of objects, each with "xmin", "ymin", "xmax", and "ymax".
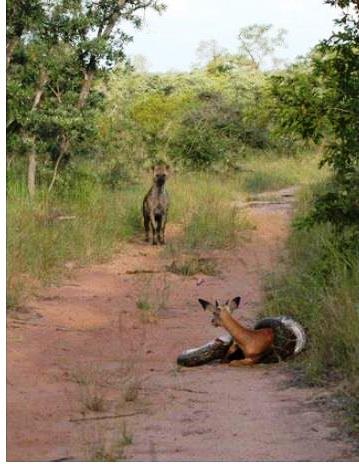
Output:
[{"xmin": 143, "ymin": 164, "xmax": 170, "ymax": 245}]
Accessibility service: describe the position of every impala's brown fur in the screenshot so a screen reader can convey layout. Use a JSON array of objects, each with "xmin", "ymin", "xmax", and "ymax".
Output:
[
  {"xmin": 143, "ymin": 164, "xmax": 170, "ymax": 245},
  {"xmin": 198, "ymin": 297, "xmax": 274, "ymax": 366}
]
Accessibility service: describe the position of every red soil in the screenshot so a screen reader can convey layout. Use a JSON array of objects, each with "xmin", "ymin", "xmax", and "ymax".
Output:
[{"xmin": 7, "ymin": 193, "xmax": 357, "ymax": 461}]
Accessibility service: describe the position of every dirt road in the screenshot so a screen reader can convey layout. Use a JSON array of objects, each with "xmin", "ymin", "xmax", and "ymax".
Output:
[{"xmin": 7, "ymin": 190, "xmax": 357, "ymax": 461}]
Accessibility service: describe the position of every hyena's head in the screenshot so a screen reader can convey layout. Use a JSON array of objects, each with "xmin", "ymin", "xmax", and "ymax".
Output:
[
  {"xmin": 198, "ymin": 297, "xmax": 241, "ymax": 327},
  {"xmin": 153, "ymin": 164, "xmax": 170, "ymax": 187}
]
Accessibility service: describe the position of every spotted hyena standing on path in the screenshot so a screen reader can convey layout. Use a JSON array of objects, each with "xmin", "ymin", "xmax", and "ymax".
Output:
[{"xmin": 143, "ymin": 164, "xmax": 170, "ymax": 245}]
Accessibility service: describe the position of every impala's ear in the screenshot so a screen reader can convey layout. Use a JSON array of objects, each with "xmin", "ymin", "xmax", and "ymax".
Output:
[
  {"xmin": 229, "ymin": 296, "xmax": 241, "ymax": 312},
  {"xmin": 198, "ymin": 298, "xmax": 214, "ymax": 311}
]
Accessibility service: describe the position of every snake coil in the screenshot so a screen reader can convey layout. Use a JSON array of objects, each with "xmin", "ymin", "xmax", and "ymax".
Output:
[{"xmin": 177, "ymin": 316, "xmax": 306, "ymax": 367}]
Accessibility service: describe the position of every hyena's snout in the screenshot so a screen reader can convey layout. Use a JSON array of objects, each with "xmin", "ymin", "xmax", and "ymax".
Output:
[{"xmin": 155, "ymin": 174, "xmax": 166, "ymax": 186}]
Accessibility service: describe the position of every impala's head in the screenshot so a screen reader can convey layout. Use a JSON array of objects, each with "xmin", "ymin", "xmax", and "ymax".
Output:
[
  {"xmin": 198, "ymin": 296, "xmax": 241, "ymax": 327},
  {"xmin": 153, "ymin": 164, "xmax": 170, "ymax": 187}
]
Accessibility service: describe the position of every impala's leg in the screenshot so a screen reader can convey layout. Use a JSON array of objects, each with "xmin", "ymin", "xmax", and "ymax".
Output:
[
  {"xmin": 222, "ymin": 341, "xmax": 241, "ymax": 363},
  {"xmin": 229, "ymin": 357, "xmax": 258, "ymax": 367}
]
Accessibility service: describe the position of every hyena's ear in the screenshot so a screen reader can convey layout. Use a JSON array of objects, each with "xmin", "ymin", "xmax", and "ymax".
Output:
[
  {"xmin": 198, "ymin": 298, "xmax": 215, "ymax": 311},
  {"xmin": 229, "ymin": 296, "xmax": 241, "ymax": 312}
]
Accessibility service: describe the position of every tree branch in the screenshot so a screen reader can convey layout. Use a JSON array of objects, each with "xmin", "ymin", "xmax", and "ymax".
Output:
[
  {"xmin": 238, "ymin": 33, "xmax": 259, "ymax": 69},
  {"xmin": 48, "ymin": 136, "xmax": 69, "ymax": 193}
]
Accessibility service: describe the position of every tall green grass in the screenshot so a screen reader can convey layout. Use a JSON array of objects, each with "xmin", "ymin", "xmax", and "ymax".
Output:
[
  {"xmin": 263, "ymin": 185, "xmax": 359, "ymax": 394},
  {"xmin": 238, "ymin": 154, "xmax": 328, "ymax": 194},
  {"xmin": 7, "ymin": 179, "xmax": 145, "ymax": 308},
  {"xmin": 169, "ymin": 172, "xmax": 250, "ymax": 249}
]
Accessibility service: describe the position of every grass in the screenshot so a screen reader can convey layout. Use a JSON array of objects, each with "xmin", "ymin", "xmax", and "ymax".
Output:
[
  {"xmin": 90, "ymin": 422, "xmax": 133, "ymax": 461},
  {"xmin": 136, "ymin": 273, "xmax": 171, "ymax": 323},
  {"xmin": 166, "ymin": 255, "xmax": 218, "ymax": 276},
  {"xmin": 82, "ymin": 392, "xmax": 106, "ymax": 413},
  {"xmin": 7, "ymin": 178, "xmax": 145, "ymax": 309},
  {"xmin": 169, "ymin": 171, "xmax": 244, "ymax": 222},
  {"xmin": 238, "ymin": 153, "xmax": 329, "ymax": 194},
  {"xmin": 263, "ymin": 184, "xmax": 359, "ymax": 426},
  {"xmin": 169, "ymin": 172, "xmax": 251, "ymax": 250},
  {"xmin": 71, "ymin": 365, "xmax": 108, "ymax": 413},
  {"xmin": 136, "ymin": 295, "xmax": 158, "ymax": 323},
  {"xmin": 183, "ymin": 200, "xmax": 249, "ymax": 249},
  {"xmin": 7, "ymin": 152, "xmax": 324, "ymax": 308},
  {"xmin": 241, "ymin": 169, "xmax": 296, "ymax": 193},
  {"xmin": 123, "ymin": 378, "xmax": 141, "ymax": 402}
]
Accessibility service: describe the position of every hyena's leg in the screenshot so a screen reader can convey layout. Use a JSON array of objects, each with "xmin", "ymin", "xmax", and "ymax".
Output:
[
  {"xmin": 149, "ymin": 213, "xmax": 157, "ymax": 245},
  {"xmin": 159, "ymin": 214, "xmax": 167, "ymax": 245},
  {"xmin": 156, "ymin": 216, "xmax": 162, "ymax": 245},
  {"xmin": 144, "ymin": 213, "xmax": 150, "ymax": 242}
]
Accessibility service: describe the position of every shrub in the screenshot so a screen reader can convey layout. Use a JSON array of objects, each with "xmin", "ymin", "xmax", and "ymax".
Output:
[{"xmin": 264, "ymin": 186, "xmax": 359, "ymax": 385}]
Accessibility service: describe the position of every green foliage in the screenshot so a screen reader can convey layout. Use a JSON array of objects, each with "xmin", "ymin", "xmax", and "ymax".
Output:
[
  {"xmin": 264, "ymin": 186, "xmax": 359, "ymax": 386},
  {"xmin": 269, "ymin": 2, "xmax": 359, "ymax": 231},
  {"xmin": 307, "ymin": 174, "xmax": 359, "ymax": 234},
  {"xmin": 6, "ymin": 0, "xmax": 166, "ymax": 194},
  {"xmin": 101, "ymin": 60, "xmax": 273, "ymax": 169},
  {"xmin": 269, "ymin": 57, "xmax": 327, "ymax": 142}
]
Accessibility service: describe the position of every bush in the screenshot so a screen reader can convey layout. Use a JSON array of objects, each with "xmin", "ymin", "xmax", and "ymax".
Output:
[{"xmin": 264, "ymin": 186, "xmax": 359, "ymax": 385}]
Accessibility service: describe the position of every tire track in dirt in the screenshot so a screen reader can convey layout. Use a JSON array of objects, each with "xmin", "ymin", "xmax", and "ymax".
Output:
[{"xmin": 7, "ymin": 188, "xmax": 357, "ymax": 461}]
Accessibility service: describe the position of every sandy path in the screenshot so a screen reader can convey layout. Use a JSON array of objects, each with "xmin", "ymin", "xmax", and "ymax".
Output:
[{"xmin": 7, "ymin": 190, "xmax": 357, "ymax": 461}]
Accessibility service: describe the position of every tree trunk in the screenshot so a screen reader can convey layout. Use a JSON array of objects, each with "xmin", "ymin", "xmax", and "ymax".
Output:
[
  {"xmin": 27, "ymin": 139, "xmax": 37, "ymax": 199},
  {"xmin": 77, "ymin": 69, "xmax": 95, "ymax": 109},
  {"xmin": 32, "ymin": 70, "xmax": 48, "ymax": 110},
  {"xmin": 24, "ymin": 70, "xmax": 49, "ymax": 197},
  {"xmin": 48, "ymin": 136, "xmax": 69, "ymax": 193},
  {"xmin": 6, "ymin": 37, "xmax": 18, "ymax": 70}
]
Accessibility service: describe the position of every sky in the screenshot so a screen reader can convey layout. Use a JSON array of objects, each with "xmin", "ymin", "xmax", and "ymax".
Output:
[{"xmin": 123, "ymin": 0, "xmax": 340, "ymax": 72}]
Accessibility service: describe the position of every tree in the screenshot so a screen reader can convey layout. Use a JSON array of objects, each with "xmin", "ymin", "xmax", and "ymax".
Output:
[
  {"xmin": 6, "ymin": 0, "xmax": 44, "ymax": 69},
  {"xmin": 131, "ymin": 54, "xmax": 151, "ymax": 73},
  {"xmin": 6, "ymin": 0, "xmax": 166, "ymax": 196},
  {"xmin": 194, "ymin": 39, "xmax": 227, "ymax": 68},
  {"xmin": 238, "ymin": 24, "xmax": 287, "ymax": 70},
  {"xmin": 269, "ymin": 0, "xmax": 359, "ymax": 233}
]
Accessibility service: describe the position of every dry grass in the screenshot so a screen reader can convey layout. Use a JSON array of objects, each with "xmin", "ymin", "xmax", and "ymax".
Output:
[
  {"xmin": 88, "ymin": 421, "xmax": 133, "ymax": 462},
  {"xmin": 166, "ymin": 254, "xmax": 218, "ymax": 276},
  {"xmin": 82, "ymin": 391, "xmax": 106, "ymax": 413},
  {"xmin": 136, "ymin": 273, "xmax": 171, "ymax": 323}
]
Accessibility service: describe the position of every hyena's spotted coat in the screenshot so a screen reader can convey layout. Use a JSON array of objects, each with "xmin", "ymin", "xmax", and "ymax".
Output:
[{"xmin": 143, "ymin": 164, "xmax": 170, "ymax": 245}]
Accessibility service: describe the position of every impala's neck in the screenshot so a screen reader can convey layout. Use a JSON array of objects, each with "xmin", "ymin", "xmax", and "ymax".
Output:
[{"xmin": 219, "ymin": 309, "xmax": 254, "ymax": 346}]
